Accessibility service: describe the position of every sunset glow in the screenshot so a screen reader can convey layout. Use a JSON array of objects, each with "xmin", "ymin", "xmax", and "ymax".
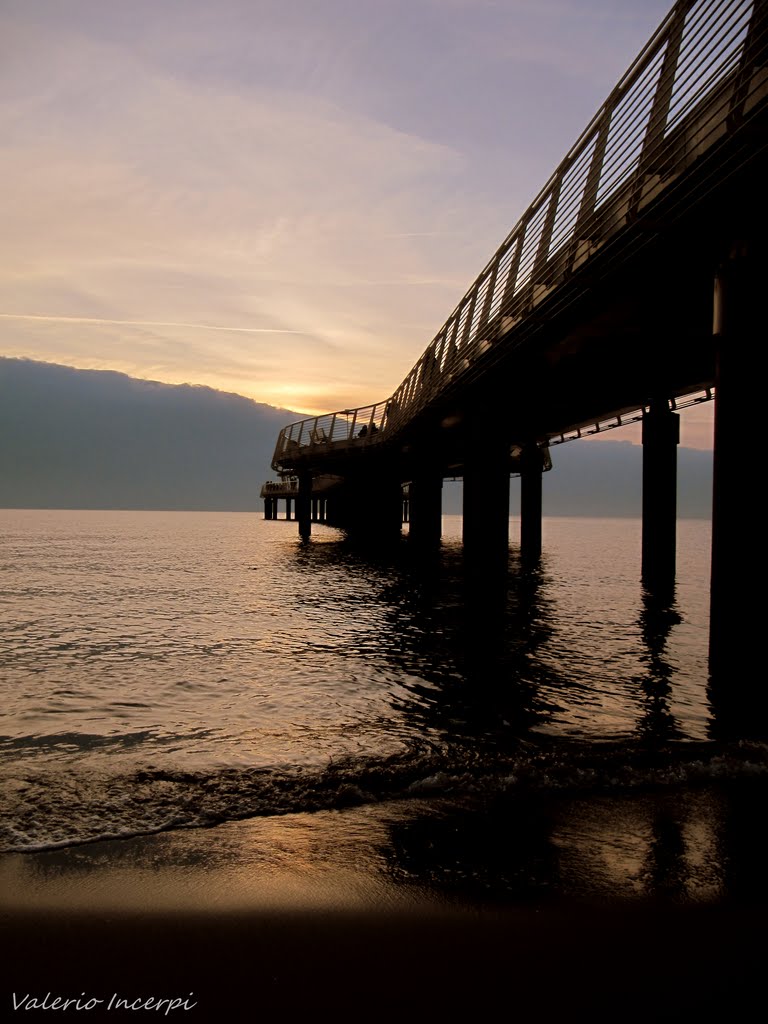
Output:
[{"xmin": 2, "ymin": 0, "xmax": 697, "ymax": 428}]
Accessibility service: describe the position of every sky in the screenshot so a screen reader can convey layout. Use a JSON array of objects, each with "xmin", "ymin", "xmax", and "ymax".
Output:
[{"xmin": 0, "ymin": 0, "xmax": 714, "ymax": 447}]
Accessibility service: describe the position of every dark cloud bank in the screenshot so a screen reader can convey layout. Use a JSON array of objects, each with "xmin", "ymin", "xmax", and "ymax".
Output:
[{"xmin": 0, "ymin": 357, "xmax": 712, "ymax": 516}]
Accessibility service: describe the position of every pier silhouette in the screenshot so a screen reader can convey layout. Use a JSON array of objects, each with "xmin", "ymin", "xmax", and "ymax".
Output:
[{"xmin": 261, "ymin": 0, "xmax": 768, "ymax": 728}]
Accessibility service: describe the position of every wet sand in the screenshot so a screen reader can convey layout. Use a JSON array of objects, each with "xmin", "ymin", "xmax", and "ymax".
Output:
[{"xmin": 2, "ymin": 797, "xmax": 767, "ymax": 1020}]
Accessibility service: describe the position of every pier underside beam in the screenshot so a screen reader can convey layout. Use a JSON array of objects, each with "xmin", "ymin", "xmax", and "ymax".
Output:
[{"xmin": 641, "ymin": 402, "xmax": 680, "ymax": 595}]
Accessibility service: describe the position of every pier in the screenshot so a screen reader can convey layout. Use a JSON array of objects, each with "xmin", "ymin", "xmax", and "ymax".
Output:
[{"xmin": 261, "ymin": 0, "xmax": 768, "ymax": 724}]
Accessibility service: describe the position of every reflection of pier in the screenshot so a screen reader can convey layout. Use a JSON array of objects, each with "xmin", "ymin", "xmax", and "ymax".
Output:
[
  {"xmin": 260, "ymin": 0, "xmax": 768, "ymax": 728},
  {"xmin": 634, "ymin": 591, "xmax": 685, "ymax": 743}
]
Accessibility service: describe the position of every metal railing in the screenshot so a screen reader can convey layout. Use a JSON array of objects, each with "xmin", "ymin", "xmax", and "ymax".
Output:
[
  {"xmin": 548, "ymin": 388, "xmax": 715, "ymax": 445},
  {"xmin": 273, "ymin": 0, "xmax": 766, "ymax": 471},
  {"xmin": 273, "ymin": 400, "xmax": 391, "ymax": 463},
  {"xmin": 261, "ymin": 478, "xmax": 299, "ymax": 496},
  {"xmin": 259, "ymin": 474, "xmax": 342, "ymax": 497}
]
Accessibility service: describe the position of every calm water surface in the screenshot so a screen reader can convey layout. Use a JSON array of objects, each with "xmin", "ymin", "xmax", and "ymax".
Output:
[{"xmin": 1, "ymin": 509, "xmax": 763, "ymax": 876}]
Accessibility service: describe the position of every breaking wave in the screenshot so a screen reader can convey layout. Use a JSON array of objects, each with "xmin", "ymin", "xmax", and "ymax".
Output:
[{"xmin": 3, "ymin": 738, "xmax": 767, "ymax": 853}]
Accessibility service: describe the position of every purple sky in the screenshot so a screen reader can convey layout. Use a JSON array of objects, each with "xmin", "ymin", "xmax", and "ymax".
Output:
[{"xmin": 0, "ymin": 0, "xmax": 713, "ymax": 446}]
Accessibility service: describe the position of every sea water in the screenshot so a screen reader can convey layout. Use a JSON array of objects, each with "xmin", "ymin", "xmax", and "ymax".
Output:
[{"xmin": 1, "ymin": 508, "xmax": 766, "ymax": 902}]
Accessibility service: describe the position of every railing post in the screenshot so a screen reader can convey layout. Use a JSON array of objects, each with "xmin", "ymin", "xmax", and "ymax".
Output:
[
  {"xmin": 641, "ymin": 2, "xmax": 687, "ymax": 161},
  {"xmin": 443, "ymin": 315, "xmax": 462, "ymax": 372},
  {"xmin": 459, "ymin": 289, "xmax": 479, "ymax": 350},
  {"xmin": 532, "ymin": 173, "xmax": 564, "ymax": 285},
  {"xmin": 477, "ymin": 258, "xmax": 501, "ymax": 336},
  {"xmin": 628, "ymin": 2, "xmax": 689, "ymax": 217},
  {"xmin": 729, "ymin": 0, "xmax": 768, "ymax": 126},
  {"xmin": 574, "ymin": 104, "xmax": 613, "ymax": 238},
  {"xmin": 431, "ymin": 331, "xmax": 448, "ymax": 378},
  {"xmin": 499, "ymin": 233, "xmax": 524, "ymax": 313}
]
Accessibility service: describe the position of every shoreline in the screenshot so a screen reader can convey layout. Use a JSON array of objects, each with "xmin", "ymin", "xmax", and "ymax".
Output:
[{"xmin": 3, "ymin": 797, "xmax": 767, "ymax": 1020}]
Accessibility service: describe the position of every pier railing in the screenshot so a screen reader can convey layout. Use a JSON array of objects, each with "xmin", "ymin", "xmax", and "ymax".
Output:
[
  {"xmin": 273, "ymin": 0, "xmax": 766, "ymax": 472},
  {"xmin": 259, "ymin": 474, "xmax": 341, "ymax": 497},
  {"xmin": 273, "ymin": 400, "xmax": 391, "ymax": 465}
]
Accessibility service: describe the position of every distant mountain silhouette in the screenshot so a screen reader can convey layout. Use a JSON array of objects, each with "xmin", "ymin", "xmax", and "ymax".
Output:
[
  {"xmin": 0, "ymin": 358, "xmax": 300, "ymax": 511},
  {"xmin": 1, "ymin": 358, "xmax": 712, "ymax": 516},
  {"xmin": 544, "ymin": 439, "xmax": 712, "ymax": 518}
]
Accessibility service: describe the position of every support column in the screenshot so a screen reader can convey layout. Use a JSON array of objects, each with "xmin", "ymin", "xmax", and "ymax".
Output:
[
  {"xmin": 325, "ymin": 496, "xmax": 340, "ymax": 528},
  {"xmin": 328, "ymin": 471, "xmax": 402, "ymax": 540},
  {"xmin": 352, "ymin": 472, "xmax": 403, "ymax": 540},
  {"xmin": 461, "ymin": 413, "xmax": 511, "ymax": 654},
  {"xmin": 641, "ymin": 401, "xmax": 680, "ymax": 595},
  {"xmin": 285, "ymin": 497, "xmax": 292, "ymax": 521},
  {"xmin": 263, "ymin": 497, "xmax": 271, "ymax": 520},
  {"xmin": 709, "ymin": 244, "xmax": 764, "ymax": 729},
  {"xmin": 520, "ymin": 444, "xmax": 544, "ymax": 566},
  {"xmin": 408, "ymin": 468, "xmax": 443, "ymax": 546},
  {"xmin": 297, "ymin": 473, "xmax": 312, "ymax": 541},
  {"xmin": 463, "ymin": 417, "xmax": 511, "ymax": 598}
]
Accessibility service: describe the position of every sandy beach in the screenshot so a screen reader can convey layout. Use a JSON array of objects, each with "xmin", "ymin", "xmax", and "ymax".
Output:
[{"xmin": 2, "ymin": 796, "xmax": 766, "ymax": 1021}]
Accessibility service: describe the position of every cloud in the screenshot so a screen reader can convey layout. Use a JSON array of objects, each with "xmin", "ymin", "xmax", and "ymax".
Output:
[
  {"xmin": 0, "ymin": 0, "xmax": 692, "ymax": 423},
  {"xmin": 0, "ymin": 313, "xmax": 316, "ymax": 336}
]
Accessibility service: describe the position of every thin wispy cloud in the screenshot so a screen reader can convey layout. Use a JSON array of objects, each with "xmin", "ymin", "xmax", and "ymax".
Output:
[{"xmin": 0, "ymin": 314, "xmax": 313, "ymax": 337}]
